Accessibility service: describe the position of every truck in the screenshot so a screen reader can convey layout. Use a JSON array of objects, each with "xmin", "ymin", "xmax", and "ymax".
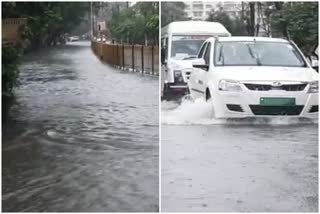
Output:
[{"xmin": 161, "ymin": 21, "xmax": 231, "ymax": 100}]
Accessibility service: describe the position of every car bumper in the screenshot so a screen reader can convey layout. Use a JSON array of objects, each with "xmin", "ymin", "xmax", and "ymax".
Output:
[{"xmin": 212, "ymin": 90, "xmax": 318, "ymax": 118}]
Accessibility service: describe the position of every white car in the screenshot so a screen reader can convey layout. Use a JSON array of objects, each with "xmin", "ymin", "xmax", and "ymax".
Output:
[
  {"xmin": 69, "ymin": 36, "xmax": 80, "ymax": 42},
  {"xmin": 188, "ymin": 37, "xmax": 318, "ymax": 118}
]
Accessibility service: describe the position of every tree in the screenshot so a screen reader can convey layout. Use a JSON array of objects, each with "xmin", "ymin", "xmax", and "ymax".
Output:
[
  {"xmin": 135, "ymin": 2, "xmax": 159, "ymax": 45},
  {"xmin": 207, "ymin": 10, "xmax": 247, "ymax": 36},
  {"xmin": 271, "ymin": 2, "xmax": 318, "ymax": 55},
  {"xmin": 108, "ymin": 2, "xmax": 159, "ymax": 45},
  {"xmin": 2, "ymin": 2, "xmax": 89, "ymax": 49},
  {"xmin": 161, "ymin": 2, "xmax": 188, "ymax": 27}
]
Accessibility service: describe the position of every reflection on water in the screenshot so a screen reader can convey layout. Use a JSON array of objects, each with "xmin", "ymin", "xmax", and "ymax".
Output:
[{"xmin": 2, "ymin": 42, "xmax": 159, "ymax": 212}]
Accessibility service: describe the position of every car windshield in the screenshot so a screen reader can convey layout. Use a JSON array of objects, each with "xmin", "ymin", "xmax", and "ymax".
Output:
[
  {"xmin": 214, "ymin": 41, "xmax": 307, "ymax": 67},
  {"xmin": 171, "ymin": 35, "xmax": 210, "ymax": 59}
]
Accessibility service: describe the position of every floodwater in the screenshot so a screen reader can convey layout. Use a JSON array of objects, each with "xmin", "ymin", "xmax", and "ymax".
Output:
[
  {"xmin": 161, "ymin": 99, "xmax": 318, "ymax": 212},
  {"xmin": 2, "ymin": 41, "xmax": 159, "ymax": 212}
]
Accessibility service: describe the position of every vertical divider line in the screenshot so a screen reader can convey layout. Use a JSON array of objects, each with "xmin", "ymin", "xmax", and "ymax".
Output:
[{"xmin": 158, "ymin": 1, "xmax": 161, "ymax": 212}]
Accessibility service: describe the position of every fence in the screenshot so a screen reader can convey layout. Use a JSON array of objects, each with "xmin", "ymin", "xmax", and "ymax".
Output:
[
  {"xmin": 2, "ymin": 18, "xmax": 27, "ymax": 45},
  {"xmin": 91, "ymin": 41, "xmax": 159, "ymax": 75}
]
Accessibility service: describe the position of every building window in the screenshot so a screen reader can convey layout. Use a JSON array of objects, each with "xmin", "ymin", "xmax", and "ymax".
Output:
[
  {"xmin": 193, "ymin": 11, "xmax": 203, "ymax": 17},
  {"xmin": 193, "ymin": 5, "xmax": 203, "ymax": 10}
]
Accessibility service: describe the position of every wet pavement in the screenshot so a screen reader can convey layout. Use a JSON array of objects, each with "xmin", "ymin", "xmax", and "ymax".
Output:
[
  {"xmin": 2, "ymin": 41, "xmax": 159, "ymax": 212},
  {"xmin": 161, "ymin": 100, "xmax": 318, "ymax": 212}
]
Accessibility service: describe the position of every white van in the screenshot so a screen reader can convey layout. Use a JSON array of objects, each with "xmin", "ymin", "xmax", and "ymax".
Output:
[{"xmin": 161, "ymin": 21, "xmax": 231, "ymax": 100}]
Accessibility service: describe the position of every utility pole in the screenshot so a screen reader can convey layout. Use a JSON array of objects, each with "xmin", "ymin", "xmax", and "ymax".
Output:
[
  {"xmin": 249, "ymin": 2, "xmax": 255, "ymax": 36},
  {"xmin": 90, "ymin": 1, "xmax": 93, "ymax": 39}
]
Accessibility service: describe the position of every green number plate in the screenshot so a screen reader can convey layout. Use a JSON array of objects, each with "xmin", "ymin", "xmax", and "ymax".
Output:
[{"xmin": 260, "ymin": 97, "xmax": 296, "ymax": 106}]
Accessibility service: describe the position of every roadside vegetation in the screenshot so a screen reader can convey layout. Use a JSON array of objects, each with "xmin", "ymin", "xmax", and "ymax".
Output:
[
  {"xmin": 3, "ymin": 2, "xmax": 89, "ymax": 50},
  {"xmin": 270, "ymin": 2, "xmax": 318, "ymax": 55},
  {"xmin": 2, "ymin": 45, "xmax": 21, "ymax": 98},
  {"xmin": 109, "ymin": 2, "xmax": 159, "ymax": 45}
]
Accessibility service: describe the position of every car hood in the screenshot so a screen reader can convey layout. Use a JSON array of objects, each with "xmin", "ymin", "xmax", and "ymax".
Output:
[{"xmin": 212, "ymin": 66, "xmax": 318, "ymax": 82}]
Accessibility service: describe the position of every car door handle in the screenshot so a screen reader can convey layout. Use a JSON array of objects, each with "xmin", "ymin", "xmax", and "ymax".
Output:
[{"xmin": 198, "ymin": 80, "xmax": 203, "ymax": 85}]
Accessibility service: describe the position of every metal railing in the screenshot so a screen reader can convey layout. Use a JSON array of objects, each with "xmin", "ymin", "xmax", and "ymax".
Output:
[{"xmin": 91, "ymin": 41, "xmax": 159, "ymax": 75}]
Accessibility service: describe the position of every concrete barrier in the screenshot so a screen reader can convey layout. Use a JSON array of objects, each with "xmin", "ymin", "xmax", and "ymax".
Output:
[{"xmin": 91, "ymin": 41, "xmax": 159, "ymax": 75}]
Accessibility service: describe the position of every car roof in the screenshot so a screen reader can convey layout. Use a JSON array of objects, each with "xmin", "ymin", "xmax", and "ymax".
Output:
[
  {"xmin": 162, "ymin": 21, "xmax": 231, "ymax": 36},
  {"xmin": 205, "ymin": 36, "xmax": 289, "ymax": 43}
]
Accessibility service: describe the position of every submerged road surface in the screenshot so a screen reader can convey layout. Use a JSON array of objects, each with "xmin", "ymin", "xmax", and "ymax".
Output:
[
  {"xmin": 2, "ymin": 41, "xmax": 159, "ymax": 212},
  {"xmin": 161, "ymin": 100, "xmax": 318, "ymax": 212}
]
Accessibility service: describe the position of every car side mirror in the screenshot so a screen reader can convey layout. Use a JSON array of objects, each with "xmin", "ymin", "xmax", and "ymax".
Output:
[
  {"xmin": 192, "ymin": 58, "xmax": 209, "ymax": 71},
  {"xmin": 161, "ymin": 48, "xmax": 167, "ymax": 65},
  {"xmin": 308, "ymin": 56, "xmax": 318, "ymax": 72}
]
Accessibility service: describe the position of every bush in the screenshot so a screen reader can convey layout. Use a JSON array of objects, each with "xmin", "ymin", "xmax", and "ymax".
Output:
[{"xmin": 2, "ymin": 45, "xmax": 21, "ymax": 97}]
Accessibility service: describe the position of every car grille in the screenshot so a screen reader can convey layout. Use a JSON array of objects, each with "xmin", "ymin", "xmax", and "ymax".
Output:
[
  {"xmin": 244, "ymin": 83, "xmax": 307, "ymax": 91},
  {"xmin": 249, "ymin": 105, "xmax": 304, "ymax": 116}
]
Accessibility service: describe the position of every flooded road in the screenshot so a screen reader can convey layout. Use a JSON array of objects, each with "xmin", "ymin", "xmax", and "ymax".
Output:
[
  {"xmin": 2, "ymin": 41, "xmax": 159, "ymax": 212},
  {"xmin": 161, "ymin": 100, "xmax": 318, "ymax": 212}
]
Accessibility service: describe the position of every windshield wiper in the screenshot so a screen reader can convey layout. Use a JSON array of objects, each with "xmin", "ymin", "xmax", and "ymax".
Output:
[{"xmin": 246, "ymin": 44, "xmax": 261, "ymax": 66}]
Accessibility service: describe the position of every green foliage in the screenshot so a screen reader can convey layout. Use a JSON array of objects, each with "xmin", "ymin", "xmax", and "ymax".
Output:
[
  {"xmin": 2, "ymin": 46, "xmax": 21, "ymax": 97},
  {"xmin": 206, "ymin": 10, "xmax": 248, "ymax": 36},
  {"xmin": 161, "ymin": 2, "xmax": 188, "ymax": 27},
  {"xmin": 271, "ymin": 2, "xmax": 318, "ymax": 55},
  {"xmin": 109, "ymin": 2, "xmax": 159, "ymax": 45},
  {"xmin": 2, "ymin": 2, "xmax": 89, "ymax": 49}
]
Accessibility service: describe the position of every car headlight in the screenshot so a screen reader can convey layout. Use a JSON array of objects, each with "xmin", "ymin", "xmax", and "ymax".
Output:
[
  {"xmin": 308, "ymin": 81, "xmax": 318, "ymax": 93},
  {"xmin": 218, "ymin": 80, "xmax": 242, "ymax": 91},
  {"xmin": 174, "ymin": 70, "xmax": 184, "ymax": 83}
]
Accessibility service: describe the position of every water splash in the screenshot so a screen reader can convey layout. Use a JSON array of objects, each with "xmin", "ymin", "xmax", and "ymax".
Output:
[{"xmin": 161, "ymin": 98, "xmax": 318, "ymax": 126}]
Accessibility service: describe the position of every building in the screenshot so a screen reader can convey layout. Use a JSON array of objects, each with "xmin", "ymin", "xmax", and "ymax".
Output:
[
  {"xmin": 184, "ymin": 1, "xmax": 242, "ymax": 21},
  {"xmin": 184, "ymin": 2, "xmax": 269, "ymax": 37},
  {"xmin": 184, "ymin": 1, "xmax": 218, "ymax": 21}
]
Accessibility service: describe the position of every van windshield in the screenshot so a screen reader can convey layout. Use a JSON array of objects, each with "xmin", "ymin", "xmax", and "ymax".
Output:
[
  {"xmin": 214, "ymin": 41, "xmax": 307, "ymax": 67},
  {"xmin": 171, "ymin": 35, "xmax": 211, "ymax": 59}
]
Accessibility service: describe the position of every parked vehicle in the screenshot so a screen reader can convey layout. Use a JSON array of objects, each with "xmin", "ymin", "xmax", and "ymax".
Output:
[
  {"xmin": 161, "ymin": 21, "xmax": 231, "ymax": 100},
  {"xmin": 307, "ymin": 45, "xmax": 318, "ymax": 72},
  {"xmin": 189, "ymin": 36, "xmax": 318, "ymax": 118},
  {"xmin": 69, "ymin": 36, "xmax": 80, "ymax": 42}
]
